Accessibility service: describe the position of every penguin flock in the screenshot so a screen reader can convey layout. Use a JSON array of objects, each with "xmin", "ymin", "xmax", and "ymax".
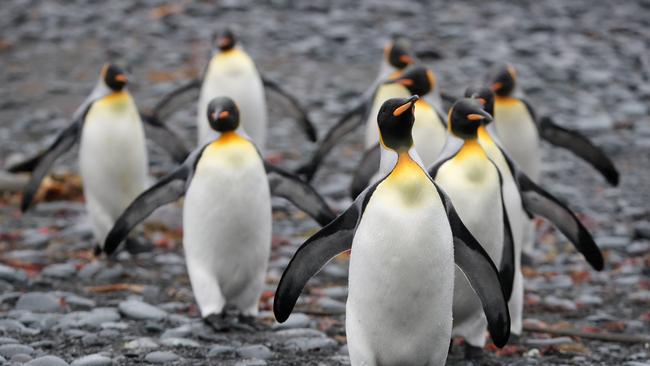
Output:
[{"xmin": 7, "ymin": 30, "xmax": 619, "ymax": 365}]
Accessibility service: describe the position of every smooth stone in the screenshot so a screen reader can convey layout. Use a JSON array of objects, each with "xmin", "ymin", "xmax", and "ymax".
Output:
[
  {"xmin": 0, "ymin": 319, "xmax": 41, "ymax": 335},
  {"xmin": 144, "ymin": 351, "xmax": 179, "ymax": 364},
  {"xmin": 11, "ymin": 353, "xmax": 33, "ymax": 362},
  {"xmin": 58, "ymin": 308, "xmax": 121, "ymax": 329},
  {"xmin": 236, "ymin": 345, "xmax": 273, "ymax": 360},
  {"xmin": 207, "ymin": 344, "xmax": 235, "ymax": 357},
  {"xmin": 70, "ymin": 354, "xmax": 112, "ymax": 366},
  {"xmin": 283, "ymin": 336, "xmax": 338, "ymax": 351},
  {"xmin": 316, "ymin": 297, "xmax": 346, "ymax": 314},
  {"xmin": 0, "ymin": 343, "xmax": 34, "ymax": 358},
  {"xmin": 159, "ymin": 337, "xmax": 200, "ymax": 348},
  {"xmin": 15, "ymin": 292, "xmax": 60, "ymax": 313},
  {"xmin": 64, "ymin": 295, "xmax": 96, "ymax": 309},
  {"xmin": 124, "ymin": 337, "xmax": 159, "ymax": 350},
  {"xmin": 118, "ymin": 300, "xmax": 167, "ymax": 321},
  {"xmin": 160, "ymin": 324, "xmax": 192, "ymax": 339},
  {"xmin": 235, "ymin": 359, "xmax": 267, "ymax": 366},
  {"xmin": 25, "ymin": 355, "xmax": 70, "ymax": 366},
  {"xmin": 0, "ymin": 337, "xmax": 19, "ymax": 345},
  {"xmin": 273, "ymin": 328, "xmax": 327, "ymax": 339},
  {"xmin": 0, "ymin": 264, "xmax": 27, "ymax": 284},
  {"xmin": 272, "ymin": 313, "xmax": 310, "ymax": 330},
  {"xmin": 525, "ymin": 337, "xmax": 574, "ymax": 346}
]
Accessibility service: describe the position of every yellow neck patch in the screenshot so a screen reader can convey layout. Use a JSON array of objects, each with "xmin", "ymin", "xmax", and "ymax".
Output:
[
  {"xmin": 201, "ymin": 131, "xmax": 257, "ymax": 166},
  {"xmin": 477, "ymin": 126, "xmax": 495, "ymax": 147},
  {"xmin": 383, "ymin": 153, "xmax": 432, "ymax": 205},
  {"xmin": 454, "ymin": 139, "xmax": 487, "ymax": 162},
  {"xmin": 495, "ymin": 95, "xmax": 520, "ymax": 107}
]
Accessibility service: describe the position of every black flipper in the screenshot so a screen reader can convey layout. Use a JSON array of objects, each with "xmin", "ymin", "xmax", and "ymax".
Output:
[
  {"xmin": 150, "ymin": 79, "xmax": 202, "ymax": 122},
  {"xmin": 19, "ymin": 118, "xmax": 83, "ymax": 212},
  {"xmin": 261, "ymin": 75, "xmax": 317, "ymax": 142},
  {"xmin": 499, "ymin": 146, "xmax": 604, "ymax": 271},
  {"xmin": 140, "ymin": 112, "xmax": 190, "ymax": 163},
  {"xmin": 538, "ymin": 115, "xmax": 619, "ymax": 186},
  {"xmin": 349, "ymin": 144, "xmax": 380, "ymax": 199},
  {"xmin": 6, "ymin": 151, "xmax": 46, "ymax": 173},
  {"xmin": 436, "ymin": 186, "xmax": 511, "ymax": 348},
  {"xmin": 264, "ymin": 162, "xmax": 336, "ymax": 227},
  {"xmin": 495, "ymin": 168, "xmax": 515, "ymax": 301},
  {"xmin": 103, "ymin": 148, "xmax": 204, "ymax": 255},
  {"xmin": 295, "ymin": 98, "xmax": 370, "ymax": 181},
  {"xmin": 273, "ymin": 180, "xmax": 382, "ymax": 323}
]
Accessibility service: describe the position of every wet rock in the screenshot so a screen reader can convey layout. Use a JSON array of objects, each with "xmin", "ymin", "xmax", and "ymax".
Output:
[
  {"xmin": 70, "ymin": 354, "xmax": 112, "ymax": 366},
  {"xmin": 316, "ymin": 297, "xmax": 346, "ymax": 314},
  {"xmin": 11, "ymin": 353, "xmax": 33, "ymax": 363},
  {"xmin": 0, "ymin": 264, "xmax": 27, "ymax": 284},
  {"xmin": 526, "ymin": 337, "xmax": 574, "ymax": 346},
  {"xmin": 235, "ymin": 359, "xmax": 267, "ymax": 366},
  {"xmin": 15, "ymin": 292, "xmax": 61, "ymax": 313},
  {"xmin": 272, "ymin": 313, "xmax": 310, "ymax": 330},
  {"xmin": 0, "ymin": 319, "xmax": 41, "ymax": 335},
  {"xmin": 118, "ymin": 300, "xmax": 167, "ymax": 321},
  {"xmin": 274, "ymin": 328, "xmax": 327, "ymax": 339},
  {"xmin": 207, "ymin": 344, "xmax": 235, "ymax": 357},
  {"xmin": 237, "ymin": 345, "xmax": 273, "ymax": 360},
  {"xmin": 57, "ymin": 308, "xmax": 121, "ymax": 329},
  {"xmin": 144, "ymin": 351, "xmax": 179, "ymax": 364},
  {"xmin": 0, "ymin": 343, "xmax": 34, "ymax": 358},
  {"xmin": 42, "ymin": 263, "xmax": 77, "ymax": 278},
  {"xmin": 124, "ymin": 337, "xmax": 159, "ymax": 350},
  {"xmin": 0, "ymin": 337, "xmax": 19, "ymax": 345},
  {"xmin": 283, "ymin": 336, "xmax": 338, "ymax": 351},
  {"xmin": 25, "ymin": 355, "xmax": 70, "ymax": 366},
  {"xmin": 159, "ymin": 337, "xmax": 201, "ymax": 348}
]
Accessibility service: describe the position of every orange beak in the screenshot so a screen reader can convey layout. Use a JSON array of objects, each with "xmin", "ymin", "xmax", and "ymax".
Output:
[
  {"xmin": 399, "ymin": 54, "xmax": 413, "ymax": 64},
  {"xmin": 395, "ymin": 78, "xmax": 414, "ymax": 87},
  {"xmin": 491, "ymin": 82, "xmax": 503, "ymax": 92},
  {"xmin": 115, "ymin": 74, "xmax": 128, "ymax": 83},
  {"xmin": 219, "ymin": 111, "xmax": 230, "ymax": 119},
  {"xmin": 218, "ymin": 37, "xmax": 231, "ymax": 48},
  {"xmin": 467, "ymin": 114, "xmax": 486, "ymax": 121},
  {"xmin": 393, "ymin": 96, "xmax": 419, "ymax": 116}
]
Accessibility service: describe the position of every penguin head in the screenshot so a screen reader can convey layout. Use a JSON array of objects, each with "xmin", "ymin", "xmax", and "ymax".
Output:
[
  {"xmin": 377, "ymin": 95, "xmax": 419, "ymax": 152},
  {"xmin": 215, "ymin": 29, "xmax": 237, "ymax": 52},
  {"xmin": 489, "ymin": 64, "xmax": 517, "ymax": 97},
  {"xmin": 464, "ymin": 85, "xmax": 495, "ymax": 119},
  {"xmin": 384, "ymin": 38, "xmax": 415, "ymax": 69},
  {"xmin": 388, "ymin": 65, "xmax": 435, "ymax": 97},
  {"xmin": 448, "ymin": 98, "xmax": 492, "ymax": 139},
  {"xmin": 102, "ymin": 64, "xmax": 128, "ymax": 92},
  {"xmin": 207, "ymin": 97, "xmax": 240, "ymax": 132}
]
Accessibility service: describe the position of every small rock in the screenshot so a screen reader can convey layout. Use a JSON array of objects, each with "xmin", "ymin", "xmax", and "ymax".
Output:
[
  {"xmin": 124, "ymin": 337, "xmax": 159, "ymax": 350},
  {"xmin": 237, "ymin": 345, "xmax": 273, "ymax": 360},
  {"xmin": 0, "ymin": 343, "xmax": 34, "ymax": 358},
  {"xmin": 144, "ymin": 351, "xmax": 179, "ymax": 364},
  {"xmin": 543, "ymin": 296, "xmax": 577, "ymax": 311},
  {"xmin": 70, "ymin": 354, "xmax": 112, "ymax": 366},
  {"xmin": 15, "ymin": 292, "xmax": 61, "ymax": 313},
  {"xmin": 11, "ymin": 353, "xmax": 33, "ymax": 363},
  {"xmin": 0, "ymin": 264, "xmax": 27, "ymax": 284},
  {"xmin": 283, "ymin": 336, "xmax": 338, "ymax": 351},
  {"xmin": 207, "ymin": 344, "xmax": 235, "ymax": 357},
  {"xmin": 316, "ymin": 297, "xmax": 346, "ymax": 314},
  {"xmin": 272, "ymin": 313, "xmax": 310, "ymax": 330},
  {"xmin": 274, "ymin": 328, "xmax": 327, "ymax": 339},
  {"xmin": 25, "ymin": 355, "xmax": 70, "ymax": 366},
  {"xmin": 118, "ymin": 300, "xmax": 167, "ymax": 321},
  {"xmin": 525, "ymin": 337, "xmax": 574, "ymax": 346},
  {"xmin": 0, "ymin": 337, "xmax": 19, "ymax": 345},
  {"xmin": 235, "ymin": 359, "xmax": 267, "ymax": 366},
  {"xmin": 159, "ymin": 337, "xmax": 201, "ymax": 348}
]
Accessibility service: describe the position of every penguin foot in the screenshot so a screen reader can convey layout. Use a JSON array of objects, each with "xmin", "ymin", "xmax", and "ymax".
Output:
[
  {"xmin": 464, "ymin": 344, "xmax": 484, "ymax": 360},
  {"xmin": 236, "ymin": 315, "xmax": 268, "ymax": 332},
  {"xmin": 125, "ymin": 237, "xmax": 152, "ymax": 255},
  {"xmin": 204, "ymin": 313, "xmax": 231, "ymax": 332}
]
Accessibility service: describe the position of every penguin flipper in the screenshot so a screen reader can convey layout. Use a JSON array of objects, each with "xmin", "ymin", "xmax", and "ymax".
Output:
[
  {"xmin": 436, "ymin": 186, "xmax": 511, "ymax": 348},
  {"xmin": 496, "ymin": 168, "xmax": 516, "ymax": 301},
  {"xmin": 538, "ymin": 116, "xmax": 619, "ymax": 186},
  {"xmin": 104, "ymin": 162, "xmax": 193, "ymax": 255},
  {"xmin": 515, "ymin": 169, "xmax": 604, "ymax": 271},
  {"xmin": 349, "ymin": 144, "xmax": 380, "ymax": 199},
  {"xmin": 140, "ymin": 112, "xmax": 190, "ymax": 163},
  {"xmin": 150, "ymin": 79, "xmax": 202, "ymax": 121},
  {"xmin": 274, "ymin": 180, "xmax": 381, "ymax": 323},
  {"xmin": 19, "ymin": 119, "xmax": 82, "ymax": 212},
  {"xmin": 6, "ymin": 150, "xmax": 47, "ymax": 173},
  {"xmin": 264, "ymin": 162, "xmax": 336, "ymax": 226},
  {"xmin": 295, "ymin": 100, "xmax": 369, "ymax": 181},
  {"xmin": 260, "ymin": 75, "xmax": 317, "ymax": 142}
]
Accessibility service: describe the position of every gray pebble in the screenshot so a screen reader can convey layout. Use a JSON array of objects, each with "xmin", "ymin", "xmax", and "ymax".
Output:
[
  {"xmin": 273, "ymin": 328, "xmax": 327, "ymax": 339},
  {"xmin": 525, "ymin": 337, "xmax": 574, "ymax": 346},
  {"xmin": 11, "ymin": 352, "xmax": 33, "ymax": 362},
  {"xmin": 207, "ymin": 344, "xmax": 235, "ymax": 357},
  {"xmin": 25, "ymin": 355, "xmax": 70, "ymax": 366},
  {"xmin": 123, "ymin": 337, "xmax": 158, "ymax": 350},
  {"xmin": 144, "ymin": 351, "xmax": 179, "ymax": 364},
  {"xmin": 118, "ymin": 300, "xmax": 167, "ymax": 321},
  {"xmin": 235, "ymin": 359, "xmax": 267, "ymax": 366},
  {"xmin": 15, "ymin": 292, "xmax": 61, "ymax": 313},
  {"xmin": 70, "ymin": 354, "xmax": 112, "ymax": 366},
  {"xmin": 159, "ymin": 337, "xmax": 201, "ymax": 348},
  {"xmin": 0, "ymin": 337, "xmax": 19, "ymax": 345},
  {"xmin": 237, "ymin": 345, "xmax": 273, "ymax": 360},
  {"xmin": 0, "ymin": 343, "xmax": 34, "ymax": 358},
  {"xmin": 283, "ymin": 337, "xmax": 338, "ymax": 352},
  {"xmin": 272, "ymin": 313, "xmax": 310, "ymax": 330},
  {"xmin": 0, "ymin": 264, "xmax": 27, "ymax": 284}
]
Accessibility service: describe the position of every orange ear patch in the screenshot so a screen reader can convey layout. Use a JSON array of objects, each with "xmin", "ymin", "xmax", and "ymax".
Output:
[{"xmin": 219, "ymin": 111, "xmax": 230, "ymax": 119}]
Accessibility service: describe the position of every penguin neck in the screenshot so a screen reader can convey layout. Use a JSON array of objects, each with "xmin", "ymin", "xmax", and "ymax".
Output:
[
  {"xmin": 379, "ymin": 146, "xmax": 424, "ymax": 179},
  {"xmin": 452, "ymin": 138, "xmax": 492, "ymax": 183},
  {"xmin": 477, "ymin": 125, "xmax": 494, "ymax": 146},
  {"xmin": 214, "ymin": 130, "xmax": 246, "ymax": 146}
]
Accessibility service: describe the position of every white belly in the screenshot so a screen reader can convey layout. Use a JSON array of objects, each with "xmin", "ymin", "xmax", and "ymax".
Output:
[
  {"xmin": 412, "ymin": 102, "xmax": 446, "ymax": 167},
  {"xmin": 435, "ymin": 156, "xmax": 504, "ymax": 347},
  {"xmin": 346, "ymin": 181, "xmax": 453, "ymax": 366},
  {"xmin": 197, "ymin": 52, "xmax": 267, "ymax": 151},
  {"xmin": 79, "ymin": 93, "xmax": 148, "ymax": 243},
  {"xmin": 182, "ymin": 141, "xmax": 271, "ymax": 316},
  {"xmin": 494, "ymin": 99, "xmax": 540, "ymax": 180},
  {"xmin": 363, "ymin": 84, "xmax": 411, "ymax": 148}
]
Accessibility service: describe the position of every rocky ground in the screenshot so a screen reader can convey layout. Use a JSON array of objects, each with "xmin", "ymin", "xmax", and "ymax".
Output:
[{"xmin": 1, "ymin": 0, "xmax": 649, "ymax": 365}]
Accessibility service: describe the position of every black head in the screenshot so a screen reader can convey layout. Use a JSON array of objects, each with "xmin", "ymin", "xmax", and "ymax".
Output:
[
  {"xmin": 384, "ymin": 38, "xmax": 414, "ymax": 69},
  {"xmin": 207, "ymin": 97, "xmax": 240, "ymax": 132},
  {"xmin": 464, "ymin": 85, "xmax": 495, "ymax": 118},
  {"xmin": 388, "ymin": 65, "xmax": 435, "ymax": 97},
  {"xmin": 489, "ymin": 64, "xmax": 517, "ymax": 97},
  {"xmin": 377, "ymin": 95, "xmax": 419, "ymax": 152},
  {"xmin": 215, "ymin": 29, "xmax": 236, "ymax": 52},
  {"xmin": 102, "ymin": 64, "xmax": 128, "ymax": 91},
  {"xmin": 448, "ymin": 98, "xmax": 492, "ymax": 139}
]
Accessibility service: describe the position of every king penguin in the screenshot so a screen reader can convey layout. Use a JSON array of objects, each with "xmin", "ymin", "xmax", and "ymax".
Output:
[
  {"xmin": 274, "ymin": 96, "xmax": 511, "ymax": 366},
  {"xmin": 467, "ymin": 86, "xmax": 605, "ymax": 340},
  {"xmin": 103, "ymin": 96, "xmax": 336, "ymax": 330},
  {"xmin": 428, "ymin": 99, "xmax": 515, "ymax": 358}
]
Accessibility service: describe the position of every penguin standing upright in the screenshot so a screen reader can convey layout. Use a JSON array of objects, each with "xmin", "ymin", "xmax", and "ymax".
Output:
[
  {"xmin": 150, "ymin": 29, "xmax": 316, "ymax": 152},
  {"xmin": 466, "ymin": 86, "xmax": 605, "ymax": 339},
  {"xmin": 10, "ymin": 64, "xmax": 189, "ymax": 253},
  {"xmin": 428, "ymin": 99, "xmax": 515, "ymax": 357},
  {"xmin": 274, "ymin": 96, "xmax": 510, "ymax": 366},
  {"xmin": 104, "ymin": 97, "xmax": 335, "ymax": 329}
]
